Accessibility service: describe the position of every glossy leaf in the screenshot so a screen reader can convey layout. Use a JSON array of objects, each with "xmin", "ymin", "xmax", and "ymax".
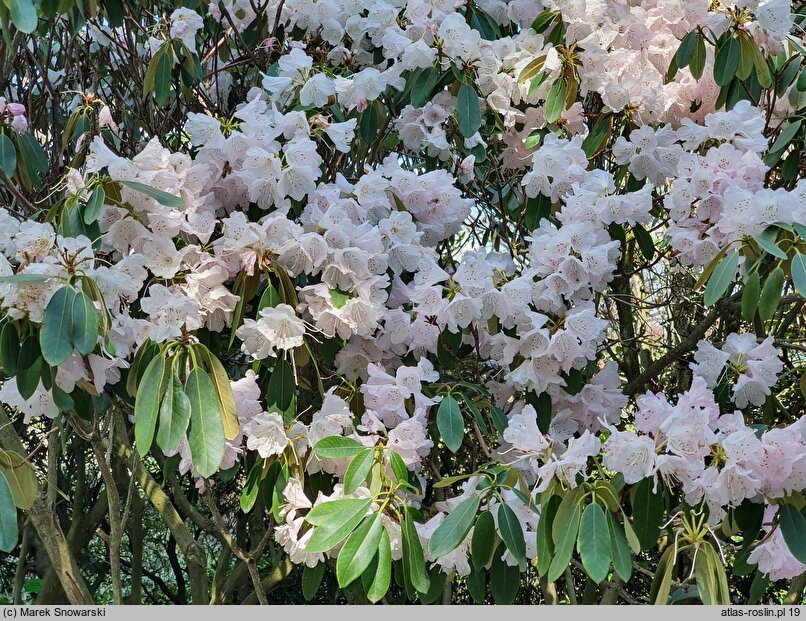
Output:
[
  {"xmin": 71, "ymin": 288, "xmax": 99, "ymax": 355},
  {"xmin": 714, "ymin": 38, "xmax": 739, "ymax": 86},
  {"xmin": 0, "ymin": 134, "xmax": 16, "ymax": 177},
  {"xmin": 306, "ymin": 498, "xmax": 372, "ymax": 553},
  {"xmin": 456, "ymin": 83, "xmax": 481, "ymax": 138},
  {"xmin": 401, "ymin": 506, "xmax": 430, "ymax": 594},
  {"xmin": 343, "ymin": 448, "xmax": 373, "ymax": 495},
  {"xmin": 337, "ymin": 513, "xmax": 384, "ymax": 587},
  {"xmin": 703, "ymin": 250, "xmax": 739, "ymax": 307},
  {"xmin": 471, "ymin": 510, "xmax": 496, "ymax": 569},
  {"xmin": 313, "ymin": 436, "xmax": 365, "ymax": 459},
  {"xmin": 779, "ymin": 504, "xmax": 806, "ymax": 564},
  {"xmin": 267, "ymin": 358, "xmax": 294, "ymax": 412}
]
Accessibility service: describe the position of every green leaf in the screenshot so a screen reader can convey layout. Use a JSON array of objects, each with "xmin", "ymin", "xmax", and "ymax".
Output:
[
  {"xmin": 153, "ymin": 49, "xmax": 173, "ymax": 107},
  {"xmin": 15, "ymin": 337, "xmax": 43, "ymax": 400},
  {"xmin": 9, "ymin": 0, "xmax": 37, "ymax": 33},
  {"xmin": 401, "ymin": 506, "xmax": 430, "ymax": 594},
  {"xmin": 544, "ymin": 78, "xmax": 567, "ymax": 124},
  {"xmin": 456, "ymin": 83, "xmax": 482, "ymax": 138},
  {"xmin": 633, "ymin": 224, "xmax": 655, "ymax": 261},
  {"xmin": 779, "ymin": 504, "xmax": 806, "ymax": 564},
  {"xmin": 703, "ymin": 250, "xmax": 739, "ymax": 307},
  {"xmin": 489, "ymin": 546, "xmax": 520, "ymax": 604},
  {"xmin": 755, "ymin": 228, "xmax": 788, "ymax": 260},
  {"xmin": 302, "ymin": 563, "xmax": 326, "ymax": 601},
  {"xmin": 429, "ymin": 495, "xmax": 480, "ymax": 557},
  {"xmin": 134, "ymin": 353, "xmax": 167, "ymax": 457},
  {"xmin": 239, "ymin": 460, "xmax": 263, "ymax": 514},
  {"xmin": 497, "ymin": 503, "xmax": 526, "ymax": 567},
  {"xmin": 186, "ymin": 368, "xmax": 226, "ymax": 478},
  {"xmin": 343, "ymin": 448, "xmax": 373, "ymax": 495},
  {"xmin": 606, "ymin": 510, "xmax": 632, "ymax": 582},
  {"xmin": 313, "ymin": 436, "xmax": 365, "ymax": 459},
  {"xmin": 0, "ymin": 134, "xmax": 16, "ymax": 177},
  {"xmin": 736, "ymin": 34, "xmax": 756, "ymax": 81},
  {"xmin": 40, "ymin": 286, "xmax": 76, "ymax": 366},
  {"xmin": 0, "ymin": 322, "xmax": 20, "ymax": 377},
  {"xmin": 328, "ymin": 288, "xmax": 350, "ymax": 309},
  {"xmin": 752, "ymin": 46, "xmax": 772, "ymax": 89},
  {"xmin": 0, "ymin": 472, "xmax": 17, "ymax": 552},
  {"xmin": 71, "ymin": 288, "xmax": 99, "ymax": 355},
  {"xmin": 632, "ymin": 477, "xmax": 664, "ymax": 551},
  {"xmin": 676, "ymin": 31, "xmax": 698, "ymax": 68},
  {"xmin": 436, "ymin": 395, "xmax": 463, "ymax": 453},
  {"xmin": 0, "ymin": 274, "xmax": 54, "ymax": 284},
  {"xmin": 582, "ymin": 114, "xmax": 612, "ymax": 157},
  {"xmin": 408, "ymin": 68, "xmax": 440, "ymax": 108},
  {"xmin": 548, "ymin": 498, "xmax": 581, "ymax": 582},
  {"xmin": 0, "ymin": 451, "xmax": 37, "ymax": 510},
  {"xmin": 690, "ymin": 32, "xmax": 706, "ymax": 80},
  {"xmin": 258, "ymin": 284, "xmax": 280, "ymax": 311},
  {"xmin": 337, "ymin": 513, "xmax": 384, "ymax": 587},
  {"xmin": 156, "ymin": 371, "xmax": 191, "ymax": 452},
  {"xmin": 650, "ymin": 546, "xmax": 676, "ymax": 604},
  {"xmin": 121, "ymin": 180, "xmax": 184, "ymax": 208},
  {"xmin": 769, "ymin": 119, "xmax": 802, "ymax": 153},
  {"xmin": 759, "ymin": 267, "xmax": 784, "ymax": 322},
  {"xmin": 83, "ymin": 187, "xmax": 106, "ymax": 224},
  {"xmin": 471, "ymin": 510, "xmax": 496, "ymax": 569},
  {"xmin": 578, "ymin": 502, "xmax": 611, "ymax": 584},
  {"xmin": 791, "ymin": 252, "xmax": 806, "ymax": 297},
  {"xmin": 466, "ymin": 566, "xmax": 486, "ymax": 602},
  {"xmin": 741, "ymin": 271, "xmax": 760, "ymax": 322},
  {"xmin": 537, "ymin": 494, "xmax": 560, "ymax": 577},
  {"xmin": 199, "ymin": 349, "xmax": 239, "ymax": 441},
  {"xmin": 306, "ymin": 498, "xmax": 372, "ymax": 553},
  {"xmin": 364, "ymin": 528, "xmax": 392, "ymax": 603},
  {"xmin": 267, "ymin": 358, "xmax": 294, "ymax": 412},
  {"xmin": 714, "ymin": 38, "xmax": 739, "ymax": 87},
  {"xmin": 389, "ymin": 451, "xmax": 410, "ymax": 486}
]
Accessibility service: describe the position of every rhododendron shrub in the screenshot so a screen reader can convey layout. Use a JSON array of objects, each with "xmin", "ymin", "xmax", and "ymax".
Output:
[{"xmin": 0, "ymin": 0, "xmax": 805, "ymax": 606}]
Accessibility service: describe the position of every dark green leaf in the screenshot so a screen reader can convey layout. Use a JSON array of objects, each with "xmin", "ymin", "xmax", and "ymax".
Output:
[
  {"xmin": 0, "ymin": 323, "xmax": 20, "ymax": 377},
  {"xmin": 578, "ymin": 502, "xmax": 611, "ymax": 584},
  {"xmin": 15, "ymin": 338, "xmax": 42, "ymax": 401},
  {"xmin": 70, "ymin": 288, "xmax": 98, "ymax": 355},
  {"xmin": 759, "ymin": 267, "xmax": 784, "ymax": 321},
  {"xmin": 186, "ymin": 368, "xmax": 226, "ymax": 478},
  {"xmin": 40, "ymin": 286, "xmax": 76, "ymax": 366},
  {"xmin": 497, "ymin": 503, "xmax": 526, "ymax": 567},
  {"xmin": 489, "ymin": 546, "xmax": 520, "ymax": 604},
  {"xmin": 769, "ymin": 119, "xmax": 802, "ymax": 153},
  {"xmin": 632, "ymin": 477, "xmax": 664, "ymax": 551},
  {"xmin": 267, "ymin": 358, "xmax": 294, "ymax": 412},
  {"xmin": 436, "ymin": 395, "xmax": 463, "ymax": 453},
  {"xmin": 302, "ymin": 563, "xmax": 326, "ymax": 601},
  {"xmin": 0, "ymin": 134, "xmax": 16, "ymax": 177},
  {"xmin": 741, "ymin": 271, "xmax": 760, "ymax": 323},
  {"xmin": 714, "ymin": 38, "xmax": 739, "ymax": 87},
  {"xmin": 82, "ymin": 187, "xmax": 106, "ymax": 225},
  {"xmin": 676, "ymin": 31, "xmax": 698, "ymax": 68},
  {"xmin": 606, "ymin": 510, "xmax": 632, "ymax": 582},
  {"xmin": 401, "ymin": 506, "xmax": 430, "ymax": 594},
  {"xmin": 548, "ymin": 498, "xmax": 581, "ymax": 582},
  {"xmin": 690, "ymin": 32, "xmax": 706, "ymax": 80},
  {"xmin": 779, "ymin": 504, "xmax": 806, "ymax": 564},
  {"xmin": 239, "ymin": 459, "xmax": 263, "ymax": 514},
  {"xmin": 471, "ymin": 510, "xmax": 496, "ymax": 569},
  {"xmin": 456, "ymin": 83, "xmax": 482, "ymax": 138}
]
